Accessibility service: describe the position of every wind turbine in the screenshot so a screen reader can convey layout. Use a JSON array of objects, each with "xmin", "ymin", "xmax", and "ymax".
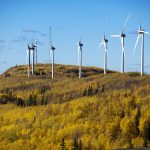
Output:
[
  {"xmin": 111, "ymin": 14, "xmax": 130, "ymax": 73},
  {"xmin": 133, "ymin": 25, "xmax": 149, "ymax": 76},
  {"xmin": 77, "ymin": 39, "xmax": 83, "ymax": 79},
  {"xmin": 49, "ymin": 26, "xmax": 56, "ymax": 79},
  {"xmin": 99, "ymin": 35, "xmax": 108, "ymax": 74}
]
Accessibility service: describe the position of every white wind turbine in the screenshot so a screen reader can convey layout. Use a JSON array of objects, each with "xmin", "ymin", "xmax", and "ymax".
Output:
[
  {"xmin": 111, "ymin": 14, "xmax": 130, "ymax": 73},
  {"xmin": 133, "ymin": 25, "xmax": 149, "ymax": 76},
  {"xmin": 99, "ymin": 34, "xmax": 108, "ymax": 74},
  {"xmin": 26, "ymin": 41, "xmax": 36, "ymax": 78},
  {"xmin": 77, "ymin": 39, "xmax": 83, "ymax": 79},
  {"xmin": 49, "ymin": 26, "xmax": 56, "ymax": 79}
]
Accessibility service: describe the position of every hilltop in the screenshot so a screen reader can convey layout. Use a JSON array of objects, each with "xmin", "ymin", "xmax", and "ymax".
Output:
[
  {"xmin": 0, "ymin": 64, "xmax": 150, "ymax": 149},
  {"xmin": 0, "ymin": 63, "xmax": 116, "ymax": 105}
]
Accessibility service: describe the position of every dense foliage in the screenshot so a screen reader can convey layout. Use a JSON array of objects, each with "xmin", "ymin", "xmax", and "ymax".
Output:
[{"xmin": 0, "ymin": 64, "xmax": 150, "ymax": 149}]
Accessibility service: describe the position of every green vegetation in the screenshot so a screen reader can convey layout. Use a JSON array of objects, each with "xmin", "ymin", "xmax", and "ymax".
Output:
[{"xmin": 0, "ymin": 64, "xmax": 150, "ymax": 149}]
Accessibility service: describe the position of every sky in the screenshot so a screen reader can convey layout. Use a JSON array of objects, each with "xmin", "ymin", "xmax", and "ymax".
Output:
[{"xmin": 0, "ymin": 0, "xmax": 150, "ymax": 74}]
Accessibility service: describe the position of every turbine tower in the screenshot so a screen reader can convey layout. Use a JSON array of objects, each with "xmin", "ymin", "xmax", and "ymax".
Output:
[
  {"xmin": 111, "ymin": 14, "xmax": 130, "ymax": 73},
  {"xmin": 51, "ymin": 46, "xmax": 55, "ymax": 79},
  {"xmin": 99, "ymin": 35, "xmax": 108, "ymax": 74},
  {"xmin": 27, "ymin": 44, "xmax": 32, "ymax": 78},
  {"xmin": 35, "ymin": 41, "xmax": 38, "ymax": 64},
  {"xmin": 133, "ymin": 25, "xmax": 149, "ymax": 76},
  {"xmin": 49, "ymin": 26, "xmax": 56, "ymax": 79},
  {"xmin": 77, "ymin": 39, "xmax": 83, "ymax": 79},
  {"xmin": 32, "ymin": 42, "xmax": 36, "ymax": 74}
]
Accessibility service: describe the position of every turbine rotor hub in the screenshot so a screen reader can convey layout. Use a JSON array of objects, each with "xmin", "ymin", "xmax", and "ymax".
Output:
[
  {"xmin": 121, "ymin": 33, "xmax": 126, "ymax": 38},
  {"xmin": 78, "ymin": 42, "xmax": 83, "ymax": 47},
  {"xmin": 51, "ymin": 46, "xmax": 56, "ymax": 51},
  {"xmin": 104, "ymin": 39, "xmax": 108, "ymax": 43}
]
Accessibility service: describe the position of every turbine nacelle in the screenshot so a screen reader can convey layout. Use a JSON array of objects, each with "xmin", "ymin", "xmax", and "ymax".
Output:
[
  {"xmin": 137, "ymin": 26, "xmax": 149, "ymax": 35},
  {"xmin": 138, "ymin": 29, "xmax": 146, "ymax": 34},
  {"xmin": 78, "ymin": 42, "xmax": 83, "ymax": 47},
  {"xmin": 104, "ymin": 38, "xmax": 108, "ymax": 43},
  {"xmin": 103, "ymin": 35, "xmax": 108, "ymax": 43},
  {"xmin": 99, "ymin": 35, "xmax": 108, "ymax": 48},
  {"xmin": 32, "ymin": 44, "xmax": 36, "ymax": 50},
  {"xmin": 51, "ymin": 46, "xmax": 56, "ymax": 51},
  {"xmin": 28, "ymin": 45, "xmax": 33, "ymax": 50},
  {"xmin": 121, "ymin": 33, "xmax": 126, "ymax": 38},
  {"xmin": 28, "ymin": 43, "xmax": 36, "ymax": 51}
]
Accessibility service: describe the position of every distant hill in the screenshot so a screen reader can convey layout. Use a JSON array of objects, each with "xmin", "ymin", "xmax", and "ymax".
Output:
[
  {"xmin": 1, "ymin": 63, "xmax": 114, "ymax": 77},
  {"xmin": 0, "ymin": 64, "xmax": 150, "ymax": 149}
]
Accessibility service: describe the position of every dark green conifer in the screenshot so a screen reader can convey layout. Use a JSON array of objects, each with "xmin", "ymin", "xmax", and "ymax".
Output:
[{"xmin": 60, "ymin": 138, "xmax": 66, "ymax": 150}]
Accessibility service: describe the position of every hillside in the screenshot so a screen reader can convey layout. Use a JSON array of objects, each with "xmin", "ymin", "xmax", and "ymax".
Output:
[{"xmin": 0, "ymin": 64, "xmax": 150, "ymax": 150}]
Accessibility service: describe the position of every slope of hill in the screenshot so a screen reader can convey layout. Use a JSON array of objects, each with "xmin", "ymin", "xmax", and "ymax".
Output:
[{"xmin": 0, "ymin": 64, "xmax": 150, "ymax": 149}]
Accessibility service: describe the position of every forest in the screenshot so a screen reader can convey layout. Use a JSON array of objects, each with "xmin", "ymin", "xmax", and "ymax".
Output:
[{"xmin": 0, "ymin": 64, "xmax": 150, "ymax": 150}]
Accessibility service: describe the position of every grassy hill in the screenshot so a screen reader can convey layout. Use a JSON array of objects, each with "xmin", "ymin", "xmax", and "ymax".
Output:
[{"xmin": 0, "ymin": 64, "xmax": 150, "ymax": 150}]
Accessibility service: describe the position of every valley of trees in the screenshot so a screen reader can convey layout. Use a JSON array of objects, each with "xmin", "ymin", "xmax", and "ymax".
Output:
[{"xmin": 0, "ymin": 64, "xmax": 150, "ymax": 149}]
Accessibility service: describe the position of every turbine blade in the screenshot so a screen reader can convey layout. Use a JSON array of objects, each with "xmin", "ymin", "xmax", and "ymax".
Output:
[
  {"xmin": 121, "ymin": 37, "xmax": 124, "ymax": 52},
  {"xmin": 31, "ymin": 50, "xmax": 33, "ymax": 55},
  {"xmin": 103, "ymin": 42, "xmax": 107, "ymax": 52},
  {"xmin": 49, "ymin": 48, "xmax": 51, "ymax": 62},
  {"xmin": 144, "ymin": 31, "xmax": 149, "ymax": 35},
  {"xmin": 99, "ymin": 40, "xmax": 104, "ymax": 48},
  {"xmin": 78, "ymin": 46, "xmax": 80, "ymax": 66},
  {"xmin": 26, "ymin": 50, "xmax": 29, "ymax": 64},
  {"xmin": 111, "ymin": 35, "xmax": 120, "ymax": 38},
  {"xmin": 133, "ymin": 34, "xmax": 141, "ymax": 55},
  {"xmin": 138, "ymin": 19, "xmax": 141, "ymax": 30},
  {"xmin": 80, "ymin": 37, "xmax": 82, "ymax": 42},
  {"xmin": 78, "ymin": 45, "xmax": 80, "ymax": 51},
  {"xmin": 122, "ymin": 14, "xmax": 130, "ymax": 32},
  {"xmin": 121, "ymin": 37, "xmax": 126, "ymax": 58},
  {"xmin": 49, "ymin": 26, "xmax": 52, "ymax": 47},
  {"xmin": 104, "ymin": 19, "xmax": 109, "ymax": 34},
  {"xmin": 50, "ymin": 50, "xmax": 53, "ymax": 63}
]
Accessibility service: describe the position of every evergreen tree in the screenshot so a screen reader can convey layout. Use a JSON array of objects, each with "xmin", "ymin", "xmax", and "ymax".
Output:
[
  {"xmin": 60, "ymin": 138, "xmax": 65, "ymax": 150},
  {"xmin": 101, "ymin": 85, "xmax": 105, "ymax": 93},
  {"xmin": 44, "ymin": 96, "xmax": 48, "ymax": 105},
  {"xmin": 143, "ymin": 121, "xmax": 150, "ymax": 147},
  {"xmin": 143, "ymin": 135, "xmax": 148, "ymax": 148},
  {"xmin": 33, "ymin": 95, "xmax": 37, "ymax": 106},
  {"xmin": 120, "ymin": 110, "xmax": 125, "ymax": 118},
  {"xmin": 16, "ymin": 98, "xmax": 24, "ymax": 106},
  {"xmin": 72, "ymin": 137, "xmax": 78, "ymax": 150},
  {"xmin": 41, "ymin": 95, "xmax": 45, "ymax": 105},
  {"xmin": 78, "ymin": 139, "xmax": 82, "ymax": 150},
  {"xmin": 28, "ymin": 95, "xmax": 34, "ymax": 106},
  {"xmin": 135, "ymin": 106, "xmax": 141, "ymax": 136}
]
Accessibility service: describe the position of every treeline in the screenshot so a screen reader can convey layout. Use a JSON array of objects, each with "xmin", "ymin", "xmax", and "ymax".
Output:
[
  {"xmin": 0, "ymin": 81, "xmax": 106, "ymax": 106},
  {"xmin": 0, "ymin": 79, "xmax": 150, "ymax": 108},
  {"xmin": 0, "ymin": 92, "xmax": 24, "ymax": 106},
  {"xmin": 0, "ymin": 93, "xmax": 37, "ymax": 106}
]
